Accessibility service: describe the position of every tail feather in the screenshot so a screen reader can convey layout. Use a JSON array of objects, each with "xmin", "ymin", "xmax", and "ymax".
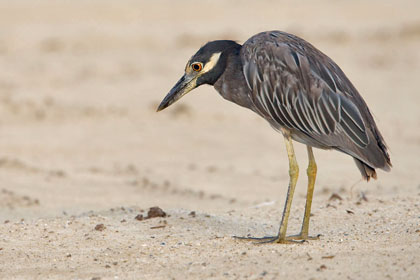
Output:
[
  {"xmin": 351, "ymin": 116, "xmax": 392, "ymax": 181},
  {"xmin": 354, "ymin": 158, "xmax": 377, "ymax": 181}
]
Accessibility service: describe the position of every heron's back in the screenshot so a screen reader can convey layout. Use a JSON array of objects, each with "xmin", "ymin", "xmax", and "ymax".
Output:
[{"xmin": 238, "ymin": 31, "xmax": 391, "ymax": 179}]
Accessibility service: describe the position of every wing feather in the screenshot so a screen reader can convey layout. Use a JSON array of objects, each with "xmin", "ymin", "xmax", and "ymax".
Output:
[{"xmin": 241, "ymin": 31, "xmax": 370, "ymax": 149}]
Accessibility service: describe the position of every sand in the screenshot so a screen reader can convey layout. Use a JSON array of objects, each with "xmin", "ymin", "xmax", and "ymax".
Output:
[{"xmin": 0, "ymin": 0, "xmax": 419, "ymax": 279}]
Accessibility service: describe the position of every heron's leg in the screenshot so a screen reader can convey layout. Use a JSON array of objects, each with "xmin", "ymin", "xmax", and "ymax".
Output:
[
  {"xmin": 286, "ymin": 146, "xmax": 320, "ymax": 241},
  {"xmin": 272, "ymin": 135, "xmax": 299, "ymax": 243},
  {"xmin": 233, "ymin": 135, "xmax": 300, "ymax": 244}
]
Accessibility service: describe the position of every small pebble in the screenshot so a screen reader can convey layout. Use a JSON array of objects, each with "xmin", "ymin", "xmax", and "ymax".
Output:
[{"xmin": 94, "ymin": 224, "xmax": 106, "ymax": 231}]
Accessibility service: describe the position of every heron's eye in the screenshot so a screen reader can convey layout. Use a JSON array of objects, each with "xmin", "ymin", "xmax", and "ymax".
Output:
[{"xmin": 191, "ymin": 63, "xmax": 203, "ymax": 72}]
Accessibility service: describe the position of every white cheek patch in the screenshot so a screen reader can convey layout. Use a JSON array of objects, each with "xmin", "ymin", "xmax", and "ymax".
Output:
[{"xmin": 202, "ymin": 52, "xmax": 222, "ymax": 73}]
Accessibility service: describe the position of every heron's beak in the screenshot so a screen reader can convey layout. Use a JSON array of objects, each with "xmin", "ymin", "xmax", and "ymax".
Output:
[{"xmin": 157, "ymin": 74, "xmax": 197, "ymax": 112}]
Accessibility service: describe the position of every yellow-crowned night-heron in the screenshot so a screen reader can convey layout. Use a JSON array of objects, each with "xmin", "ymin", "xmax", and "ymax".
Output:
[{"xmin": 157, "ymin": 31, "xmax": 392, "ymax": 243}]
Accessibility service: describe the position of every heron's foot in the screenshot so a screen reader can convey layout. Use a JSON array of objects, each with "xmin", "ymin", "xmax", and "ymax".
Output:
[
  {"xmin": 286, "ymin": 233, "xmax": 321, "ymax": 241},
  {"xmin": 233, "ymin": 235, "xmax": 304, "ymax": 244}
]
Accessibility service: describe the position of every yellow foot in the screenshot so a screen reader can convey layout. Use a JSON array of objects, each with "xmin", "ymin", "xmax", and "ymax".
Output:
[
  {"xmin": 233, "ymin": 235, "xmax": 305, "ymax": 244},
  {"xmin": 286, "ymin": 233, "xmax": 321, "ymax": 241}
]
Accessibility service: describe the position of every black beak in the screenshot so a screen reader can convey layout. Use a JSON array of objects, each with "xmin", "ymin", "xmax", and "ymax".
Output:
[{"xmin": 157, "ymin": 74, "xmax": 196, "ymax": 112}]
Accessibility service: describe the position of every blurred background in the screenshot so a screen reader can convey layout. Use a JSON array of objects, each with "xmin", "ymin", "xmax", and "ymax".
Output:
[
  {"xmin": 0, "ymin": 0, "xmax": 419, "ymax": 218},
  {"xmin": 1, "ymin": 1, "xmax": 420, "ymax": 279}
]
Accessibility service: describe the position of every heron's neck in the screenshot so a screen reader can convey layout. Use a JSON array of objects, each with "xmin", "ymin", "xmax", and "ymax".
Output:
[{"xmin": 214, "ymin": 49, "xmax": 254, "ymax": 110}]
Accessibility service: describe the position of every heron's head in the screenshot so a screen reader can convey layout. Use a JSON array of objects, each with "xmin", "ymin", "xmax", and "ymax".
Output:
[{"xmin": 157, "ymin": 40, "xmax": 240, "ymax": 112}]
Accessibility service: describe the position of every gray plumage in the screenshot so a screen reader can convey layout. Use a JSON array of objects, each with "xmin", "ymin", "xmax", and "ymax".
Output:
[
  {"xmin": 158, "ymin": 30, "xmax": 392, "ymax": 243},
  {"xmin": 214, "ymin": 31, "xmax": 391, "ymax": 180}
]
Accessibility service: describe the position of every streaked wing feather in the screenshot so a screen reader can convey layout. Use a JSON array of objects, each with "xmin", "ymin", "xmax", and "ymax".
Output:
[{"xmin": 241, "ymin": 31, "xmax": 369, "ymax": 149}]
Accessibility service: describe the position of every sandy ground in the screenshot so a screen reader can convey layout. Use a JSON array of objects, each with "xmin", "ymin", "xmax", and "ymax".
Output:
[{"xmin": 0, "ymin": 0, "xmax": 420, "ymax": 279}]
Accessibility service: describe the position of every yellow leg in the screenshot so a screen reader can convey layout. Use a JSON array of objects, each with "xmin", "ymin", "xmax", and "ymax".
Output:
[
  {"xmin": 274, "ymin": 135, "xmax": 299, "ymax": 243},
  {"xmin": 287, "ymin": 146, "xmax": 320, "ymax": 241},
  {"xmin": 233, "ymin": 135, "xmax": 299, "ymax": 244}
]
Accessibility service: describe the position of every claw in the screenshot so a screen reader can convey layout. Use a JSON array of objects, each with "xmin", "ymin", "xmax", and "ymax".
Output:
[
  {"xmin": 233, "ymin": 235, "xmax": 276, "ymax": 241},
  {"xmin": 233, "ymin": 235, "xmax": 306, "ymax": 244},
  {"xmin": 286, "ymin": 233, "xmax": 322, "ymax": 241}
]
